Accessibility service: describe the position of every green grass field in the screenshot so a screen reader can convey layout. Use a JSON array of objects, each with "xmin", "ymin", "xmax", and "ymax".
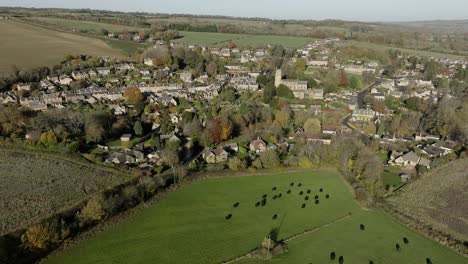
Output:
[
  {"xmin": 339, "ymin": 40, "xmax": 464, "ymax": 60},
  {"xmin": 174, "ymin": 31, "xmax": 249, "ymax": 46},
  {"xmin": 0, "ymin": 20, "xmax": 124, "ymax": 73},
  {"xmin": 233, "ymin": 35, "xmax": 312, "ymax": 49},
  {"xmin": 174, "ymin": 31, "xmax": 311, "ymax": 48},
  {"xmin": 43, "ymin": 169, "xmax": 466, "ymax": 264}
]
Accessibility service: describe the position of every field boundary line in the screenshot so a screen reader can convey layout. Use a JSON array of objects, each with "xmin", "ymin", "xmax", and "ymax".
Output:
[{"xmin": 221, "ymin": 213, "xmax": 352, "ymax": 264}]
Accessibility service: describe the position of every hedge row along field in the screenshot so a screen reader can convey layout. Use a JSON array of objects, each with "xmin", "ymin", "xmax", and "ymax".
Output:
[{"xmin": 43, "ymin": 169, "xmax": 466, "ymax": 264}]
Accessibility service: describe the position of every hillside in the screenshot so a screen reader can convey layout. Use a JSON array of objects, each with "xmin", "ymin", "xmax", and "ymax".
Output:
[
  {"xmin": 0, "ymin": 20, "xmax": 124, "ymax": 73},
  {"xmin": 387, "ymin": 159, "xmax": 468, "ymax": 243}
]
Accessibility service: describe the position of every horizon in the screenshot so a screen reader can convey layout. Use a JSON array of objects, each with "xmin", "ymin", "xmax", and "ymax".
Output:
[{"xmin": 1, "ymin": 0, "xmax": 468, "ymax": 22}]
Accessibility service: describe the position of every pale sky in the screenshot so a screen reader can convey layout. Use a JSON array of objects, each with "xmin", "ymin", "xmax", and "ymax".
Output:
[{"xmin": 1, "ymin": 0, "xmax": 468, "ymax": 22}]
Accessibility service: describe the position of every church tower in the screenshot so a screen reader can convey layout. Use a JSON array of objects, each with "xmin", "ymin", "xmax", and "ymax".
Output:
[{"xmin": 274, "ymin": 68, "xmax": 282, "ymax": 88}]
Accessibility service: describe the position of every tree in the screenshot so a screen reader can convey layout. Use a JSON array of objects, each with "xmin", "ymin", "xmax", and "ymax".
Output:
[
  {"xmin": 207, "ymin": 117, "xmax": 233, "ymax": 144},
  {"xmin": 275, "ymin": 109, "xmax": 291, "ymax": 129},
  {"xmin": 276, "ymin": 84, "xmax": 294, "ymax": 99},
  {"xmin": 220, "ymin": 87, "xmax": 236, "ymax": 102},
  {"xmin": 228, "ymin": 157, "xmax": 247, "ymax": 171},
  {"xmin": 142, "ymin": 46, "xmax": 172, "ymax": 66},
  {"xmin": 22, "ymin": 222, "xmax": 60, "ymax": 250},
  {"xmin": 80, "ymin": 194, "xmax": 107, "ymax": 222},
  {"xmin": 304, "ymin": 118, "xmax": 321, "ymax": 135},
  {"xmin": 206, "ymin": 61, "xmax": 218, "ymax": 77},
  {"xmin": 40, "ymin": 130, "xmax": 58, "ymax": 146},
  {"xmin": 124, "ymin": 87, "xmax": 144, "ymax": 103},
  {"xmin": 259, "ymin": 150, "xmax": 281, "ymax": 168},
  {"xmin": 350, "ymin": 76, "xmax": 363, "ymax": 90},
  {"xmin": 160, "ymin": 147, "xmax": 180, "ymax": 184},
  {"xmin": 85, "ymin": 112, "xmax": 114, "ymax": 143},
  {"xmin": 263, "ymin": 84, "xmax": 276, "ymax": 104},
  {"xmin": 338, "ymin": 69, "xmax": 349, "ymax": 87},
  {"xmin": 133, "ymin": 121, "xmax": 143, "ymax": 136}
]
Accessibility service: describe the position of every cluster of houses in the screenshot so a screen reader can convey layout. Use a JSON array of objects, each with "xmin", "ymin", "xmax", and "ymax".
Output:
[{"xmin": 385, "ymin": 135, "xmax": 455, "ymax": 181}]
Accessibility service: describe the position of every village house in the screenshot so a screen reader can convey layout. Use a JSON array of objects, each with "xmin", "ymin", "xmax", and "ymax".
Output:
[
  {"xmin": 16, "ymin": 83, "xmax": 31, "ymax": 91},
  {"xmin": 202, "ymin": 147, "xmax": 229, "ymax": 164},
  {"xmin": 307, "ymin": 60, "xmax": 328, "ymax": 67},
  {"xmin": 0, "ymin": 92, "xmax": 18, "ymax": 104},
  {"xmin": 351, "ymin": 109, "xmax": 375, "ymax": 122},
  {"xmin": 120, "ymin": 134, "xmax": 132, "ymax": 142},
  {"xmin": 42, "ymin": 93, "xmax": 63, "ymax": 104},
  {"xmin": 72, "ymin": 71, "xmax": 89, "ymax": 80},
  {"xmin": 179, "ymin": 71, "xmax": 193, "ymax": 82},
  {"xmin": 97, "ymin": 67, "xmax": 111, "ymax": 76},
  {"xmin": 249, "ymin": 138, "xmax": 267, "ymax": 153},
  {"xmin": 59, "ymin": 75, "xmax": 73, "ymax": 86},
  {"xmin": 394, "ymin": 151, "xmax": 420, "ymax": 167},
  {"xmin": 63, "ymin": 92, "xmax": 85, "ymax": 103},
  {"xmin": 109, "ymin": 104, "xmax": 126, "ymax": 115},
  {"xmin": 144, "ymin": 58, "xmax": 154, "ymax": 66}
]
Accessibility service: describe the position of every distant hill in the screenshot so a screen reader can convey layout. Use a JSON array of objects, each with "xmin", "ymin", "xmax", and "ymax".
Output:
[
  {"xmin": 387, "ymin": 158, "xmax": 468, "ymax": 245},
  {"xmin": 392, "ymin": 19, "xmax": 468, "ymax": 32}
]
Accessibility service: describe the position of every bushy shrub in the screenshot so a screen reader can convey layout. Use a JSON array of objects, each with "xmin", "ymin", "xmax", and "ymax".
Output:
[
  {"xmin": 79, "ymin": 194, "xmax": 107, "ymax": 222},
  {"xmin": 107, "ymin": 193, "xmax": 126, "ymax": 215},
  {"xmin": 258, "ymin": 149, "xmax": 280, "ymax": 168},
  {"xmin": 330, "ymin": 252, "xmax": 336, "ymax": 260},
  {"xmin": 228, "ymin": 157, "xmax": 247, "ymax": 171},
  {"xmin": 22, "ymin": 221, "xmax": 60, "ymax": 250}
]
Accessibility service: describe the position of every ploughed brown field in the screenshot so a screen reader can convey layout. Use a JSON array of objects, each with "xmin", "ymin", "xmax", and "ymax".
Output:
[
  {"xmin": 0, "ymin": 149, "xmax": 127, "ymax": 234},
  {"xmin": 387, "ymin": 158, "xmax": 468, "ymax": 242}
]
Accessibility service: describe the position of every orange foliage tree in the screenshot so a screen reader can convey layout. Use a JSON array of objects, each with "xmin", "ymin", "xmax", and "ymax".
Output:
[
  {"xmin": 124, "ymin": 87, "xmax": 144, "ymax": 103},
  {"xmin": 208, "ymin": 117, "xmax": 233, "ymax": 144}
]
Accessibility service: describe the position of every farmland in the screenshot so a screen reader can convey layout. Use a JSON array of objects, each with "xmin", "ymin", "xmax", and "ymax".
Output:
[
  {"xmin": 0, "ymin": 20, "xmax": 124, "ymax": 72},
  {"xmin": 43, "ymin": 169, "xmax": 466, "ymax": 264},
  {"xmin": 0, "ymin": 149, "xmax": 129, "ymax": 234},
  {"xmin": 28, "ymin": 17, "xmax": 140, "ymax": 33},
  {"xmin": 338, "ymin": 40, "xmax": 465, "ymax": 60},
  {"xmin": 233, "ymin": 35, "xmax": 312, "ymax": 49},
  {"xmin": 387, "ymin": 158, "xmax": 468, "ymax": 243},
  {"xmin": 175, "ymin": 31, "xmax": 312, "ymax": 48},
  {"xmin": 174, "ymin": 31, "xmax": 248, "ymax": 46}
]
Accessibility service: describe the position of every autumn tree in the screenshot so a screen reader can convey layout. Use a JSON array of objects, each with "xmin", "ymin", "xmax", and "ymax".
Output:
[
  {"xmin": 338, "ymin": 69, "xmax": 349, "ymax": 87},
  {"xmin": 207, "ymin": 117, "xmax": 233, "ymax": 144},
  {"xmin": 40, "ymin": 130, "xmax": 58, "ymax": 146},
  {"xmin": 124, "ymin": 87, "xmax": 144, "ymax": 103}
]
